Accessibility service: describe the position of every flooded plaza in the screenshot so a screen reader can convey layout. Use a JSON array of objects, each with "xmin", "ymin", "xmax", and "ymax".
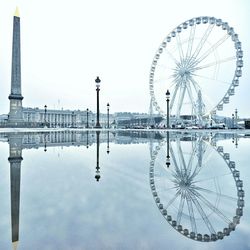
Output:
[{"xmin": 0, "ymin": 130, "xmax": 249, "ymax": 250}]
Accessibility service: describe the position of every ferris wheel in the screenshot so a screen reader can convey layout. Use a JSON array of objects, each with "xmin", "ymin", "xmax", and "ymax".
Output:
[
  {"xmin": 149, "ymin": 133, "xmax": 244, "ymax": 242},
  {"xmin": 149, "ymin": 16, "xmax": 243, "ymax": 121}
]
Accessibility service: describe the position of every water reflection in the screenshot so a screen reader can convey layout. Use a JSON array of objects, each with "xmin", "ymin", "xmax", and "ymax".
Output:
[
  {"xmin": 149, "ymin": 132, "xmax": 245, "ymax": 242},
  {"xmin": 0, "ymin": 130, "xmax": 247, "ymax": 249}
]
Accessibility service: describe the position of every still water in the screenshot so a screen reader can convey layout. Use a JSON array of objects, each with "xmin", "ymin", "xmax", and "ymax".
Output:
[{"xmin": 0, "ymin": 130, "xmax": 249, "ymax": 250}]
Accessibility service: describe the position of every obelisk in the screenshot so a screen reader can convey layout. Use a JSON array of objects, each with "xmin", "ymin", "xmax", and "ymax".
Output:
[{"xmin": 8, "ymin": 7, "xmax": 24, "ymax": 126}]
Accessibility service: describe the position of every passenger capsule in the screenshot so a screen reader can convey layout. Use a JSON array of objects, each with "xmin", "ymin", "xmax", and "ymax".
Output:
[
  {"xmin": 162, "ymin": 209, "xmax": 167, "ymax": 216},
  {"xmin": 233, "ymin": 170, "xmax": 239, "ymax": 177},
  {"xmin": 237, "ymin": 199, "xmax": 244, "ymax": 207},
  {"xmin": 217, "ymin": 104, "xmax": 223, "ymax": 111},
  {"xmin": 189, "ymin": 19, "xmax": 194, "ymax": 26},
  {"xmin": 196, "ymin": 17, "xmax": 201, "ymax": 24},
  {"xmin": 222, "ymin": 22, "xmax": 229, "ymax": 30},
  {"xmin": 229, "ymin": 222, "xmax": 236, "ymax": 231},
  {"xmin": 190, "ymin": 232, "xmax": 195, "ymax": 239},
  {"xmin": 223, "ymin": 96, "xmax": 229, "ymax": 104},
  {"xmin": 223, "ymin": 228, "xmax": 230, "ymax": 236},
  {"xmin": 211, "ymin": 234, "xmax": 217, "ymax": 241},
  {"xmin": 171, "ymin": 31, "xmax": 176, "ymax": 37},
  {"xmin": 167, "ymin": 36, "xmax": 171, "ymax": 42},
  {"xmin": 233, "ymin": 79, "xmax": 239, "ymax": 87},
  {"xmin": 236, "ymin": 69, "xmax": 242, "ymax": 77},
  {"xmin": 197, "ymin": 234, "xmax": 202, "ymax": 241},
  {"xmin": 237, "ymin": 60, "xmax": 243, "ymax": 67},
  {"xmin": 183, "ymin": 22, "xmax": 188, "ymax": 29},
  {"xmin": 223, "ymin": 153, "xmax": 230, "ymax": 160},
  {"xmin": 235, "ymin": 41, "xmax": 241, "ymax": 50},
  {"xmin": 236, "ymin": 180, "xmax": 243, "ymax": 188},
  {"xmin": 217, "ymin": 146, "xmax": 223, "ymax": 152},
  {"xmin": 202, "ymin": 16, "xmax": 208, "ymax": 24},
  {"xmin": 232, "ymin": 33, "xmax": 238, "ymax": 42},
  {"xmin": 233, "ymin": 215, "xmax": 240, "ymax": 224},
  {"xmin": 236, "ymin": 208, "xmax": 243, "ymax": 216},
  {"xmin": 209, "ymin": 17, "xmax": 215, "ymax": 24},
  {"xmin": 216, "ymin": 19, "xmax": 222, "ymax": 26},
  {"xmin": 177, "ymin": 26, "xmax": 182, "ymax": 33},
  {"xmin": 204, "ymin": 234, "xmax": 210, "ymax": 242},
  {"xmin": 155, "ymin": 197, "xmax": 160, "ymax": 203},
  {"xmin": 229, "ymin": 161, "xmax": 235, "ymax": 168},
  {"xmin": 228, "ymin": 27, "xmax": 234, "ymax": 36},
  {"xmin": 237, "ymin": 50, "xmax": 243, "ymax": 58},
  {"xmin": 238, "ymin": 189, "xmax": 244, "ymax": 198},
  {"xmin": 217, "ymin": 231, "xmax": 224, "ymax": 239}
]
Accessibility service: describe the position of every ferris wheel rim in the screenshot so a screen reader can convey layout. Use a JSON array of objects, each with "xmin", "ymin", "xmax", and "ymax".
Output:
[{"xmin": 149, "ymin": 16, "xmax": 243, "ymax": 118}]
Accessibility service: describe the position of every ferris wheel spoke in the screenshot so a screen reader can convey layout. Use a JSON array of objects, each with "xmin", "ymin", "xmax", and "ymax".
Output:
[
  {"xmin": 192, "ymin": 73, "xmax": 231, "ymax": 85},
  {"xmin": 191, "ymin": 189, "xmax": 232, "ymax": 224},
  {"xmin": 177, "ymin": 192, "xmax": 186, "ymax": 225},
  {"xmin": 186, "ymin": 145, "xmax": 196, "ymax": 176},
  {"xmin": 170, "ymin": 81, "xmax": 180, "ymax": 110},
  {"xmin": 186, "ymin": 24, "xmax": 196, "ymax": 59},
  {"xmin": 194, "ymin": 186, "xmax": 237, "ymax": 201},
  {"xmin": 166, "ymin": 189, "xmax": 181, "ymax": 208},
  {"xmin": 186, "ymin": 193, "xmax": 197, "ymax": 233},
  {"xmin": 191, "ymin": 24, "xmax": 215, "ymax": 62},
  {"xmin": 186, "ymin": 81, "xmax": 196, "ymax": 114},
  {"xmin": 176, "ymin": 33, "xmax": 184, "ymax": 61},
  {"xmin": 177, "ymin": 140, "xmax": 187, "ymax": 172},
  {"xmin": 193, "ymin": 172, "xmax": 231, "ymax": 184},
  {"xmin": 189, "ymin": 191, "xmax": 216, "ymax": 234},
  {"xmin": 170, "ymin": 146, "xmax": 184, "ymax": 180},
  {"xmin": 188, "ymin": 76, "xmax": 201, "ymax": 94},
  {"xmin": 165, "ymin": 47, "xmax": 179, "ymax": 64},
  {"xmin": 195, "ymin": 33, "xmax": 230, "ymax": 66},
  {"xmin": 194, "ymin": 56, "xmax": 236, "ymax": 71},
  {"xmin": 189, "ymin": 141, "xmax": 206, "ymax": 179},
  {"xmin": 176, "ymin": 83, "xmax": 186, "ymax": 117}
]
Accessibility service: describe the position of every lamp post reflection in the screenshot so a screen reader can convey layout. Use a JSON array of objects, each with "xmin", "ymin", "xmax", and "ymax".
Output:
[
  {"xmin": 44, "ymin": 133, "xmax": 48, "ymax": 152},
  {"xmin": 166, "ymin": 131, "xmax": 170, "ymax": 167},
  {"xmin": 95, "ymin": 131, "xmax": 101, "ymax": 181},
  {"xmin": 107, "ymin": 131, "xmax": 110, "ymax": 154},
  {"xmin": 86, "ymin": 130, "xmax": 89, "ymax": 148}
]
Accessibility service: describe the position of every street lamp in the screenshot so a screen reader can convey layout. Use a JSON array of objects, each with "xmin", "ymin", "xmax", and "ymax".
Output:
[
  {"xmin": 72, "ymin": 111, "xmax": 74, "ymax": 128},
  {"xmin": 166, "ymin": 90, "xmax": 170, "ymax": 129},
  {"xmin": 95, "ymin": 76, "xmax": 102, "ymax": 128},
  {"xmin": 232, "ymin": 113, "xmax": 235, "ymax": 128},
  {"xmin": 235, "ymin": 108, "xmax": 238, "ymax": 128},
  {"xmin": 86, "ymin": 108, "xmax": 89, "ymax": 128},
  {"xmin": 107, "ymin": 103, "xmax": 110, "ymax": 129},
  {"xmin": 44, "ymin": 105, "xmax": 47, "ymax": 127}
]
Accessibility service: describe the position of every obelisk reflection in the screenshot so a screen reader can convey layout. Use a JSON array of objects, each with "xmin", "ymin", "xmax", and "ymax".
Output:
[{"xmin": 8, "ymin": 133, "xmax": 23, "ymax": 249}]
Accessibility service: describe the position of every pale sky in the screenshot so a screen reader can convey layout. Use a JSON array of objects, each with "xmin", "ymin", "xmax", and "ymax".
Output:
[{"xmin": 0, "ymin": 0, "xmax": 249, "ymax": 117}]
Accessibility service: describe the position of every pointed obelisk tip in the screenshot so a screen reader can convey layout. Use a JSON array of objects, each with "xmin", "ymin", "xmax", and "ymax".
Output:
[{"xmin": 14, "ymin": 7, "xmax": 20, "ymax": 17}]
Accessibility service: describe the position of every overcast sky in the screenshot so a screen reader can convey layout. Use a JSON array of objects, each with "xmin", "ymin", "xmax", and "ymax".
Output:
[{"xmin": 0, "ymin": 0, "xmax": 249, "ymax": 117}]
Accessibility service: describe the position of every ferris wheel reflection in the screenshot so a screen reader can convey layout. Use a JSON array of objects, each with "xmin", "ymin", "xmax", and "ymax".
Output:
[{"xmin": 149, "ymin": 133, "xmax": 244, "ymax": 242}]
